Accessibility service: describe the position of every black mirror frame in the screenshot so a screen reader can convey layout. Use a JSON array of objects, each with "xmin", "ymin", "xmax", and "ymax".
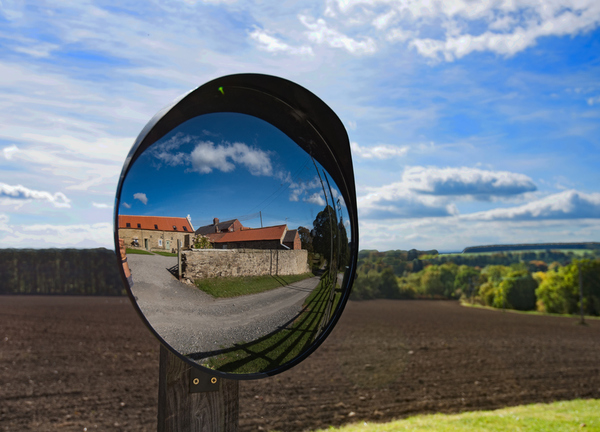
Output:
[{"xmin": 113, "ymin": 73, "xmax": 358, "ymax": 380}]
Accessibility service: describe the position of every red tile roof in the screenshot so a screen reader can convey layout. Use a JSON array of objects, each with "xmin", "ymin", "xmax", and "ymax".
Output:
[
  {"xmin": 118, "ymin": 215, "xmax": 193, "ymax": 233},
  {"xmin": 211, "ymin": 225, "xmax": 287, "ymax": 243}
]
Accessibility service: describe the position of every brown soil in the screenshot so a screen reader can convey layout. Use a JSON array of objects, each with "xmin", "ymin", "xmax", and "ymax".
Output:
[{"xmin": 1, "ymin": 297, "xmax": 599, "ymax": 431}]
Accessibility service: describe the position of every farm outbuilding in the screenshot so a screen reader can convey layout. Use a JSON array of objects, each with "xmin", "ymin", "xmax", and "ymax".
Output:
[{"xmin": 118, "ymin": 215, "xmax": 194, "ymax": 252}]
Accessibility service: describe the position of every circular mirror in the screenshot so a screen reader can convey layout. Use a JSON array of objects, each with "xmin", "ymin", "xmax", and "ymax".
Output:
[{"xmin": 114, "ymin": 74, "xmax": 357, "ymax": 379}]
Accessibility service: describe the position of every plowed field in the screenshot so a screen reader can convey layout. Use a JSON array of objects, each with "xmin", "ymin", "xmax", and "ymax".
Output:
[{"xmin": 1, "ymin": 296, "xmax": 599, "ymax": 431}]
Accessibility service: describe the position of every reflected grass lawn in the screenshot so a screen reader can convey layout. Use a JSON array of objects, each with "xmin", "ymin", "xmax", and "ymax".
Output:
[
  {"xmin": 192, "ymin": 276, "xmax": 342, "ymax": 373},
  {"xmin": 193, "ymin": 272, "xmax": 315, "ymax": 298},
  {"xmin": 125, "ymin": 248, "xmax": 153, "ymax": 255},
  {"xmin": 153, "ymin": 251, "xmax": 177, "ymax": 257}
]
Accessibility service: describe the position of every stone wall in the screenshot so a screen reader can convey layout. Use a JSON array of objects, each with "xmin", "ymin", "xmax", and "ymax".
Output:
[{"xmin": 182, "ymin": 248, "xmax": 310, "ymax": 280}]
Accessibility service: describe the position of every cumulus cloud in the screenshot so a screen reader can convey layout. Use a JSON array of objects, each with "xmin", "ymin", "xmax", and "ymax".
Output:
[
  {"xmin": 133, "ymin": 193, "xmax": 148, "ymax": 205},
  {"xmin": 122, "ymin": 202, "xmax": 131, "ymax": 209},
  {"xmin": 249, "ymin": 27, "xmax": 313, "ymax": 55},
  {"xmin": 3, "ymin": 145, "xmax": 18, "ymax": 160},
  {"xmin": 299, "ymin": 15, "xmax": 377, "ymax": 54},
  {"xmin": 289, "ymin": 177, "xmax": 322, "ymax": 203},
  {"xmin": 305, "ymin": 192, "xmax": 326, "ymax": 206},
  {"xmin": 463, "ymin": 190, "xmax": 600, "ymax": 221},
  {"xmin": 190, "ymin": 141, "xmax": 272, "ymax": 176},
  {"xmin": 319, "ymin": 0, "xmax": 600, "ymax": 61},
  {"xmin": 0, "ymin": 183, "xmax": 71, "ymax": 208},
  {"xmin": 358, "ymin": 166, "xmax": 537, "ymax": 219},
  {"xmin": 359, "ymin": 182, "xmax": 458, "ymax": 219},
  {"xmin": 92, "ymin": 202, "xmax": 111, "ymax": 209},
  {"xmin": 403, "ymin": 166, "xmax": 537, "ymax": 199},
  {"xmin": 149, "ymin": 134, "xmax": 274, "ymax": 177},
  {"xmin": 351, "ymin": 142, "xmax": 409, "ymax": 159}
]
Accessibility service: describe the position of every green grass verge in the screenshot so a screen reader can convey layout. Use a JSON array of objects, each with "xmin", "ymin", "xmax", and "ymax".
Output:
[
  {"xmin": 153, "ymin": 251, "xmax": 177, "ymax": 257},
  {"xmin": 191, "ymin": 275, "xmax": 337, "ymax": 373},
  {"xmin": 125, "ymin": 248, "xmax": 153, "ymax": 255},
  {"xmin": 194, "ymin": 272, "xmax": 315, "ymax": 298},
  {"xmin": 314, "ymin": 399, "xmax": 600, "ymax": 432},
  {"xmin": 460, "ymin": 300, "xmax": 600, "ymax": 321}
]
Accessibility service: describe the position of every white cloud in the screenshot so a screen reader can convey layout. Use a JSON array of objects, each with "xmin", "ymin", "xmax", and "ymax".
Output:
[
  {"xmin": 305, "ymin": 192, "xmax": 326, "ymax": 206},
  {"xmin": 321, "ymin": 0, "xmax": 600, "ymax": 61},
  {"xmin": 587, "ymin": 95, "xmax": 600, "ymax": 105},
  {"xmin": 358, "ymin": 166, "xmax": 537, "ymax": 219},
  {"xmin": 190, "ymin": 141, "xmax": 273, "ymax": 176},
  {"xmin": 289, "ymin": 177, "xmax": 322, "ymax": 203},
  {"xmin": 0, "ymin": 183, "xmax": 71, "ymax": 208},
  {"xmin": 249, "ymin": 27, "xmax": 313, "ymax": 56},
  {"xmin": 299, "ymin": 15, "xmax": 377, "ymax": 54},
  {"xmin": 122, "ymin": 202, "xmax": 131, "ymax": 209},
  {"xmin": 133, "ymin": 193, "xmax": 148, "ymax": 205},
  {"xmin": 0, "ymin": 219, "xmax": 114, "ymax": 249},
  {"xmin": 92, "ymin": 202, "xmax": 111, "ymax": 209},
  {"xmin": 13, "ymin": 41, "xmax": 60, "ymax": 58},
  {"xmin": 464, "ymin": 190, "xmax": 600, "ymax": 220},
  {"xmin": 351, "ymin": 141, "xmax": 409, "ymax": 159},
  {"xmin": 402, "ymin": 166, "xmax": 537, "ymax": 198},
  {"xmin": 2, "ymin": 145, "xmax": 18, "ymax": 160}
]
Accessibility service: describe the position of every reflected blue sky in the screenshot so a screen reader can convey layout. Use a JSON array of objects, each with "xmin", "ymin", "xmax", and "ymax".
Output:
[{"xmin": 120, "ymin": 113, "xmax": 349, "ymax": 233}]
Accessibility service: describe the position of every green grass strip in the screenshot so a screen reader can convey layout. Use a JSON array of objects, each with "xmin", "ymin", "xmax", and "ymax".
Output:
[
  {"xmin": 194, "ymin": 272, "xmax": 315, "ymax": 298},
  {"xmin": 314, "ymin": 399, "xmax": 600, "ymax": 432},
  {"xmin": 460, "ymin": 300, "xmax": 600, "ymax": 321},
  {"xmin": 153, "ymin": 251, "xmax": 177, "ymax": 257},
  {"xmin": 125, "ymin": 248, "xmax": 153, "ymax": 255}
]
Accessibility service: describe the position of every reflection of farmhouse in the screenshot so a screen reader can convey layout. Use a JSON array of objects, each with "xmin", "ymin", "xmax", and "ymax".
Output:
[
  {"xmin": 118, "ymin": 215, "xmax": 194, "ymax": 252},
  {"xmin": 195, "ymin": 218, "xmax": 301, "ymax": 250}
]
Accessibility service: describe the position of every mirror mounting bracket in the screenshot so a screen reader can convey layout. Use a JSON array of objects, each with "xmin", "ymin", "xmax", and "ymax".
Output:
[{"xmin": 189, "ymin": 367, "xmax": 220, "ymax": 393}]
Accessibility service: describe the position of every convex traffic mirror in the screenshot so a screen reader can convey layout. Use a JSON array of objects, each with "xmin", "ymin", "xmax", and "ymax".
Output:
[{"xmin": 114, "ymin": 74, "xmax": 358, "ymax": 379}]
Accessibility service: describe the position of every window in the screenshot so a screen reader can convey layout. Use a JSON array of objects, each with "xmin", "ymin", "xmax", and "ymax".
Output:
[
  {"xmin": 183, "ymin": 226, "xmax": 188, "ymax": 231},
  {"xmin": 126, "ymin": 223, "xmax": 131, "ymax": 228},
  {"xmin": 154, "ymin": 224, "xmax": 158, "ymax": 229},
  {"xmin": 137, "ymin": 223, "xmax": 141, "ymax": 228},
  {"xmin": 173, "ymin": 225, "xmax": 177, "ymax": 230},
  {"xmin": 158, "ymin": 239, "xmax": 163, "ymax": 247}
]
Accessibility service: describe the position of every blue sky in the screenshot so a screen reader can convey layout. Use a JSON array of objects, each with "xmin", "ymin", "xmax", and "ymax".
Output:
[
  {"xmin": 119, "ymin": 112, "xmax": 348, "ymax": 232},
  {"xmin": 1, "ymin": 0, "xmax": 599, "ymax": 252}
]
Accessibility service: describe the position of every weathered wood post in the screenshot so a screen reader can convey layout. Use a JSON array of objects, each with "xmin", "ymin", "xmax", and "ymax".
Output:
[
  {"xmin": 178, "ymin": 240, "xmax": 182, "ymax": 281},
  {"xmin": 158, "ymin": 346, "xmax": 239, "ymax": 432}
]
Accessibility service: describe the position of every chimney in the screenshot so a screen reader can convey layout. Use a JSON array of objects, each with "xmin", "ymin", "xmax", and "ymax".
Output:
[{"xmin": 213, "ymin": 218, "xmax": 219, "ymax": 233}]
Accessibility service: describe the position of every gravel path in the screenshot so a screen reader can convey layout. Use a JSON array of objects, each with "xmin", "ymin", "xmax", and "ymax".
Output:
[{"xmin": 127, "ymin": 253, "xmax": 320, "ymax": 356}]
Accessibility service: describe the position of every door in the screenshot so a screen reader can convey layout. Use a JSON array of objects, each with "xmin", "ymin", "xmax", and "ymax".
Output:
[
  {"xmin": 166, "ymin": 240, "xmax": 171, "ymax": 251},
  {"xmin": 144, "ymin": 238, "xmax": 149, "ymax": 250}
]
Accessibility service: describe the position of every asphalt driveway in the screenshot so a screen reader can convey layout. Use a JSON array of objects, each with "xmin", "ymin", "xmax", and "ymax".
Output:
[{"xmin": 127, "ymin": 253, "xmax": 320, "ymax": 356}]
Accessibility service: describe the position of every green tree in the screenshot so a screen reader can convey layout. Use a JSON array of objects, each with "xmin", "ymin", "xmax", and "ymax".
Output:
[
  {"xmin": 454, "ymin": 265, "xmax": 480, "ymax": 299},
  {"xmin": 312, "ymin": 205, "xmax": 339, "ymax": 267},
  {"xmin": 379, "ymin": 267, "xmax": 401, "ymax": 299}
]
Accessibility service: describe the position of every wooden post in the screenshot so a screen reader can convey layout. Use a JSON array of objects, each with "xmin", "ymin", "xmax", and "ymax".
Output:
[
  {"xmin": 178, "ymin": 240, "xmax": 182, "ymax": 281},
  {"xmin": 157, "ymin": 345, "xmax": 239, "ymax": 432}
]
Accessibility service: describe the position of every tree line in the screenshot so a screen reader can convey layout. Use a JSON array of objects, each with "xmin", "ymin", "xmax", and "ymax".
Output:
[
  {"xmin": 351, "ymin": 248, "xmax": 600, "ymax": 316},
  {"xmin": 0, "ymin": 248, "xmax": 125, "ymax": 296}
]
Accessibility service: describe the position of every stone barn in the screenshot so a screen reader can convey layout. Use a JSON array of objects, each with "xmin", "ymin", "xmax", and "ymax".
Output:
[{"xmin": 118, "ymin": 215, "xmax": 194, "ymax": 252}]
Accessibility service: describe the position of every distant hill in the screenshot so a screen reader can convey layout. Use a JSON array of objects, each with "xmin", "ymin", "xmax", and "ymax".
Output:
[{"xmin": 462, "ymin": 242, "xmax": 600, "ymax": 254}]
